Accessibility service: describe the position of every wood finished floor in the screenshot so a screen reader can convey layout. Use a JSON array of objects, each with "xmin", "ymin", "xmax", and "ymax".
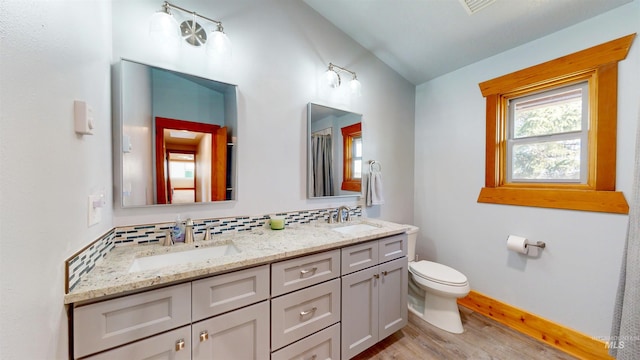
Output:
[{"xmin": 352, "ymin": 307, "xmax": 579, "ymax": 360}]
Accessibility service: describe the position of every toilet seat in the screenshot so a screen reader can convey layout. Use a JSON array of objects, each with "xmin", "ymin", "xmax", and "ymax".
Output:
[{"xmin": 410, "ymin": 260, "xmax": 468, "ymax": 287}]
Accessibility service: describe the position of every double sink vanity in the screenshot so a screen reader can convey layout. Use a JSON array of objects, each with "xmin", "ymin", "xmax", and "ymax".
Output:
[
  {"xmin": 78, "ymin": 58, "xmax": 411, "ymax": 359},
  {"xmin": 66, "ymin": 218, "xmax": 409, "ymax": 360}
]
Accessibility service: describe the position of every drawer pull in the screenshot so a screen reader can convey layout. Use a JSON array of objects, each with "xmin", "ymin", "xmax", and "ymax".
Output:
[
  {"xmin": 299, "ymin": 307, "xmax": 318, "ymax": 317},
  {"xmin": 199, "ymin": 330, "xmax": 209, "ymax": 342},
  {"xmin": 175, "ymin": 339, "xmax": 185, "ymax": 351},
  {"xmin": 382, "ymin": 270, "xmax": 388, "ymax": 276},
  {"xmin": 300, "ymin": 267, "xmax": 317, "ymax": 276}
]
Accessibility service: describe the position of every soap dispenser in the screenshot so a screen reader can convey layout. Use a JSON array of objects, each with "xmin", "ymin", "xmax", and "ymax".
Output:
[{"xmin": 172, "ymin": 215, "xmax": 185, "ymax": 243}]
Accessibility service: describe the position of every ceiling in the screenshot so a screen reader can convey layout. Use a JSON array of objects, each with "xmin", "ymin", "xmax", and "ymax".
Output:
[{"xmin": 304, "ymin": 0, "xmax": 632, "ymax": 85}]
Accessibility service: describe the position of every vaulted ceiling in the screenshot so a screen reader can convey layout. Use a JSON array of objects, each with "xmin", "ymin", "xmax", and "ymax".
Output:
[{"xmin": 304, "ymin": 0, "xmax": 632, "ymax": 85}]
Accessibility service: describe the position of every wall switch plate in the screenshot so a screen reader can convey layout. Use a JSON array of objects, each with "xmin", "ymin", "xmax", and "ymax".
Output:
[
  {"xmin": 88, "ymin": 193, "xmax": 103, "ymax": 227},
  {"xmin": 122, "ymin": 135, "xmax": 132, "ymax": 153},
  {"xmin": 74, "ymin": 100, "xmax": 94, "ymax": 135}
]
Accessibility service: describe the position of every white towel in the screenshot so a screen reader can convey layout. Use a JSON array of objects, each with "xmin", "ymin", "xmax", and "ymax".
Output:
[{"xmin": 366, "ymin": 171, "xmax": 385, "ymax": 206}]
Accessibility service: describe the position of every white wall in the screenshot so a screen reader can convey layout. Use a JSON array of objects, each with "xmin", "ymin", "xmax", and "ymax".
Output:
[
  {"xmin": 0, "ymin": 1, "xmax": 113, "ymax": 359},
  {"xmin": 111, "ymin": 0, "xmax": 416, "ymax": 226},
  {"xmin": 414, "ymin": 1, "xmax": 639, "ymax": 338},
  {"xmin": 0, "ymin": 0, "xmax": 414, "ymax": 359}
]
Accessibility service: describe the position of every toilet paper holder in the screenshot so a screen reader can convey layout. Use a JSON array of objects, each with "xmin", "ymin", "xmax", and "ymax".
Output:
[{"xmin": 527, "ymin": 241, "xmax": 546, "ymax": 249}]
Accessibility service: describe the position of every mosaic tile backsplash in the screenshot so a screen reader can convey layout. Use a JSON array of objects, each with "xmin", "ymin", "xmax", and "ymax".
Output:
[{"xmin": 66, "ymin": 206, "xmax": 362, "ymax": 293}]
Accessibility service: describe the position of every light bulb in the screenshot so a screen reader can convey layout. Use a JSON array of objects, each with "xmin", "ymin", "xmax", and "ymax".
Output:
[
  {"xmin": 325, "ymin": 69, "xmax": 340, "ymax": 88},
  {"xmin": 350, "ymin": 78, "xmax": 362, "ymax": 97},
  {"xmin": 207, "ymin": 27, "xmax": 232, "ymax": 61},
  {"xmin": 149, "ymin": 9, "xmax": 180, "ymax": 48}
]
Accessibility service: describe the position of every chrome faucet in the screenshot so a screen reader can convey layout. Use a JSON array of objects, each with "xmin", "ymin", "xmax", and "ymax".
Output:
[
  {"xmin": 337, "ymin": 206, "xmax": 351, "ymax": 223},
  {"xmin": 161, "ymin": 230, "xmax": 174, "ymax": 246},
  {"xmin": 184, "ymin": 218, "xmax": 194, "ymax": 244}
]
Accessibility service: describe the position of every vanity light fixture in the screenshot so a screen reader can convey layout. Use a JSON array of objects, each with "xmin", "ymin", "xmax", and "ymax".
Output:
[
  {"xmin": 149, "ymin": 1, "xmax": 231, "ymax": 59},
  {"xmin": 325, "ymin": 63, "xmax": 361, "ymax": 96}
]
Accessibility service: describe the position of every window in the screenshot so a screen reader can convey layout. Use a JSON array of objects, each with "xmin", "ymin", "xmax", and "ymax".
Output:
[
  {"xmin": 477, "ymin": 34, "xmax": 635, "ymax": 214},
  {"xmin": 341, "ymin": 122, "xmax": 362, "ymax": 192},
  {"xmin": 508, "ymin": 82, "xmax": 588, "ymax": 183}
]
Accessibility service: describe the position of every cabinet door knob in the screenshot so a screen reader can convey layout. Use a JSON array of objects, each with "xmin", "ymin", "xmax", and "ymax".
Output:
[
  {"xmin": 382, "ymin": 270, "xmax": 388, "ymax": 276},
  {"xmin": 373, "ymin": 273, "xmax": 380, "ymax": 279},
  {"xmin": 175, "ymin": 339, "xmax": 185, "ymax": 351},
  {"xmin": 199, "ymin": 330, "xmax": 209, "ymax": 342},
  {"xmin": 299, "ymin": 307, "xmax": 318, "ymax": 317}
]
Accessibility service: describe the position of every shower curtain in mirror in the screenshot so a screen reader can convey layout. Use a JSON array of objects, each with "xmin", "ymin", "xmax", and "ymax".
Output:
[
  {"xmin": 610, "ymin": 105, "xmax": 640, "ymax": 359},
  {"xmin": 311, "ymin": 134, "xmax": 334, "ymax": 197}
]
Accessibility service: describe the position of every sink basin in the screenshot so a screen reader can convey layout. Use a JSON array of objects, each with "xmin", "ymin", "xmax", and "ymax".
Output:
[
  {"xmin": 332, "ymin": 222, "xmax": 381, "ymax": 234},
  {"xmin": 128, "ymin": 242, "xmax": 241, "ymax": 273}
]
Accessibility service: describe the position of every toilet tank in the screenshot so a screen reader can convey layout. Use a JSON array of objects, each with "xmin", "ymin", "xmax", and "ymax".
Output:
[{"xmin": 405, "ymin": 225, "xmax": 419, "ymax": 261}]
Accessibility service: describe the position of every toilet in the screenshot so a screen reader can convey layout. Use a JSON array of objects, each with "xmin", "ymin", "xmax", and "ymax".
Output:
[{"xmin": 406, "ymin": 225, "xmax": 470, "ymax": 334}]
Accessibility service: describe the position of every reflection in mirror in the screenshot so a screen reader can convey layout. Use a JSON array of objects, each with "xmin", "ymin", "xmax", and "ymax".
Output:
[
  {"xmin": 307, "ymin": 103, "xmax": 363, "ymax": 199},
  {"xmin": 114, "ymin": 59, "xmax": 237, "ymax": 207}
]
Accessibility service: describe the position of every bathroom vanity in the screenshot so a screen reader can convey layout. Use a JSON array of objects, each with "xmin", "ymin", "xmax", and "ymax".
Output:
[{"xmin": 66, "ymin": 219, "xmax": 408, "ymax": 360}]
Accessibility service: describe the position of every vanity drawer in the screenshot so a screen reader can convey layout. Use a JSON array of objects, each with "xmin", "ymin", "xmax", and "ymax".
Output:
[
  {"xmin": 271, "ymin": 278, "xmax": 341, "ymax": 350},
  {"xmin": 272, "ymin": 249, "xmax": 340, "ymax": 296},
  {"xmin": 82, "ymin": 325, "xmax": 191, "ymax": 360},
  {"xmin": 270, "ymin": 323, "xmax": 340, "ymax": 360},
  {"xmin": 341, "ymin": 241, "xmax": 379, "ymax": 275},
  {"xmin": 341, "ymin": 234, "xmax": 408, "ymax": 275},
  {"xmin": 192, "ymin": 264, "xmax": 270, "ymax": 321},
  {"xmin": 73, "ymin": 282, "xmax": 191, "ymax": 358},
  {"xmin": 379, "ymin": 233, "xmax": 407, "ymax": 263}
]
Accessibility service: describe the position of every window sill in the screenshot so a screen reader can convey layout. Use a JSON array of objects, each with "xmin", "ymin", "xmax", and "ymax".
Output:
[{"xmin": 477, "ymin": 187, "xmax": 629, "ymax": 214}]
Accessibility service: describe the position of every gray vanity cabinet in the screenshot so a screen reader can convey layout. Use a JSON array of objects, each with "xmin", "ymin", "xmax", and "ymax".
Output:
[
  {"xmin": 192, "ymin": 301, "xmax": 270, "ymax": 360},
  {"xmin": 191, "ymin": 265, "xmax": 271, "ymax": 359},
  {"xmin": 73, "ymin": 282, "xmax": 192, "ymax": 359},
  {"xmin": 73, "ymin": 266, "xmax": 270, "ymax": 359},
  {"xmin": 270, "ymin": 249, "xmax": 341, "ymax": 358},
  {"xmin": 340, "ymin": 234, "xmax": 408, "ymax": 359},
  {"xmin": 71, "ymin": 231, "xmax": 409, "ymax": 360}
]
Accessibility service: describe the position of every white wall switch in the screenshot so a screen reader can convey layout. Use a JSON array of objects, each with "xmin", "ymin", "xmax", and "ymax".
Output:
[
  {"xmin": 122, "ymin": 135, "xmax": 132, "ymax": 153},
  {"xmin": 74, "ymin": 100, "xmax": 95, "ymax": 135},
  {"xmin": 88, "ymin": 193, "xmax": 103, "ymax": 227}
]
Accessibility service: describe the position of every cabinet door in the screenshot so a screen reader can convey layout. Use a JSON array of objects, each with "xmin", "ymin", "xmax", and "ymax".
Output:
[
  {"xmin": 192, "ymin": 300, "xmax": 269, "ymax": 360},
  {"xmin": 378, "ymin": 257, "xmax": 408, "ymax": 340},
  {"xmin": 341, "ymin": 266, "xmax": 379, "ymax": 359},
  {"xmin": 83, "ymin": 326, "xmax": 191, "ymax": 360}
]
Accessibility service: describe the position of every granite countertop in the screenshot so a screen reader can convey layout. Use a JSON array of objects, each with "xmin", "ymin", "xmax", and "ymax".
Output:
[{"xmin": 65, "ymin": 218, "xmax": 408, "ymax": 304}]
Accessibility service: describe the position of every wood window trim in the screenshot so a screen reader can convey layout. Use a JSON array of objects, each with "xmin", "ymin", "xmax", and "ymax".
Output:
[
  {"xmin": 341, "ymin": 122, "xmax": 362, "ymax": 192},
  {"xmin": 477, "ymin": 34, "xmax": 635, "ymax": 214}
]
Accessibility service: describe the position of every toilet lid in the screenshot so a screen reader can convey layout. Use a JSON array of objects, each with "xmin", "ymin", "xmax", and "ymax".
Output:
[{"xmin": 410, "ymin": 260, "xmax": 468, "ymax": 285}]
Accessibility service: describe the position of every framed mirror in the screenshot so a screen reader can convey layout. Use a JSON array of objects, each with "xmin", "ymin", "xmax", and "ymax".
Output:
[
  {"xmin": 113, "ymin": 59, "xmax": 238, "ymax": 208},
  {"xmin": 307, "ymin": 103, "xmax": 363, "ymax": 199}
]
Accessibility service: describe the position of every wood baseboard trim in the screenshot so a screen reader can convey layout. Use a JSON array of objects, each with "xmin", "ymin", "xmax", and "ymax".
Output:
[{"xmin": 457, "ymin": 290, "xmax": 612, "ymax": 360}]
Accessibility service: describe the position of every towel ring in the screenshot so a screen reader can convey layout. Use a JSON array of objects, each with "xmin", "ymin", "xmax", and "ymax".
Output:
[{"xmin": 369, "ymin": 160, "xmax": 382, "ymax": 172}]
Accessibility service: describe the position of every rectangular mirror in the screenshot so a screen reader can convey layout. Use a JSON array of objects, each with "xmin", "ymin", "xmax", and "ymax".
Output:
[
  {"xmin": 113, "ymin": 59, "xmax": 238, "ymax": 208},
  {"xmin": 307, "ymin": 103, "xmax": 363, "ymax": 199}
]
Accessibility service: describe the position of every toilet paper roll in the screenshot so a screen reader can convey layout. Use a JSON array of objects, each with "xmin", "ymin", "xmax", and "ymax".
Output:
[{"xmin": 507, "ymin": 235, "xmax": 529, "ymax": 254}]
